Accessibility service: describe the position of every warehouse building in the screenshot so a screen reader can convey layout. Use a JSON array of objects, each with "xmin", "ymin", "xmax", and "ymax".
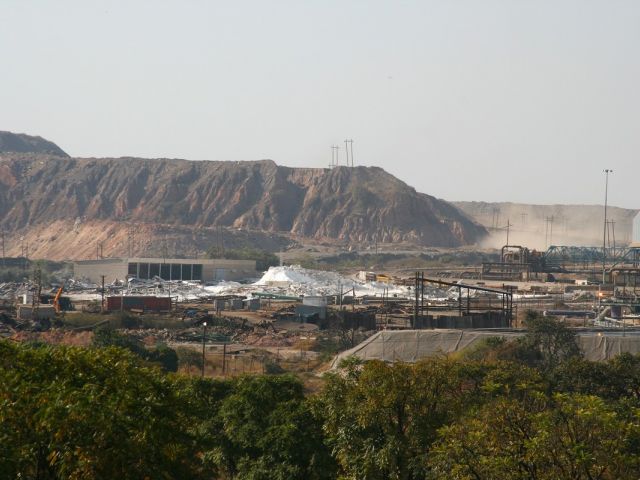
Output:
[{"xmin": 74, "ymin": 257, "xmax": 257, "ymax": 284}]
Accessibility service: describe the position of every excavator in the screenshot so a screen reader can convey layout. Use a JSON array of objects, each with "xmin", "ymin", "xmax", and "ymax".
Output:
[{"xmin": 52, "ymin": 286, "xmax": 64, "ymax": 313}]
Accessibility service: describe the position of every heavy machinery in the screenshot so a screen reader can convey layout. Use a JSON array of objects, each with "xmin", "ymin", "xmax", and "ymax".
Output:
[{"xmin": 52, "ymin": 286, "xmax": 64, "ymax": 313}]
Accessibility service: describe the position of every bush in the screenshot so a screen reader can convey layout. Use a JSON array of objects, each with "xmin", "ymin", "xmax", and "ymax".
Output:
[
  {"xmin": 264, "ymin": 360, "xmax": 285, "ymax": 375},
  {"xmin": 146, "ymin": 343, "xmax": 179, "ymax": 372},
  {"xmin": 92, "ymin": 328, "xmax": 178, "ymax": 372},
  {"xmin": 176, "ymin": 346, "xmax": 203, "ymax": 371},
  {"xmin": 113, "ymin": 311, "xmax": 141, "ymax": 329}
]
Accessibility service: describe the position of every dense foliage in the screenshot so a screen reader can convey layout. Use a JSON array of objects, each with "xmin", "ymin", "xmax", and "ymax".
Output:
[
  {"xmin": 92, "ymin": 327, "xmax": 178, "ymax": 372},
  {"xmin": 0, "ymin": 259, "xmax": 69, "ymax": 283},
  {"xmin": 2, "ymin": 313, "xmax": 640, "ymax": 479}
]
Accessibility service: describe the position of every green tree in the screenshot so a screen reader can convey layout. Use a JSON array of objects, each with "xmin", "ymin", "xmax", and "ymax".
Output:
[
  {"xmin": 0, "ymin": 340, "xmax": 205, "ymax": 479},
  {"xmin": 514, "ymin": 311, "xmax": 581, "ymax": 372},
  {"xmin": 551, "ymin": 353, "xmax": 640, "ymax": 403},
  {"xmin": 429, "ymin": 393, "xmax": 640, "ymax": 479},
  {"xmin": 204, "ymin": 374, "xmax": 335, "ymax": 480},
  {"xmin": 319, "ymin": 358, "xmax": 479, "ymax": 480},
  {"xmin": 146, "ymin": 342, "xmax": 179, "ymax": 372}
]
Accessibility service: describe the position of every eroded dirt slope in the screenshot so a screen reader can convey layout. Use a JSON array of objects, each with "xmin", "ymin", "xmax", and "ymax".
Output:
[{"xmin": 0, "ymin": 154, "xmax": 486, "ymax": 259}]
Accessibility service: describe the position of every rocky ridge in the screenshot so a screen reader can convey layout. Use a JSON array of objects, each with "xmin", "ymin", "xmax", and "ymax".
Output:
[{"xmin": 0, "ymin": 153, "xmax": 486, "ymax": 259}]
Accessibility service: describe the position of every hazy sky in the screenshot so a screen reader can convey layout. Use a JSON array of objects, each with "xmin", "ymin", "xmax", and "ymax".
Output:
[{"xmin": 1, "ymin": 1, "xmax": 638, "ymax": 208}]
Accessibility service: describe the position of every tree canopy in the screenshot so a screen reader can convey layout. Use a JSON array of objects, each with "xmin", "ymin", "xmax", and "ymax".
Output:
[{"xmin": 3, "ymin": 315, "xmax": 640, "ymax": 479}]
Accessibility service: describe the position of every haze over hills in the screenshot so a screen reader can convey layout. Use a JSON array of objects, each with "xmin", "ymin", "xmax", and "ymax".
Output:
[
  {"xmin": 0, "ymin": 133, "xmax": 487, "ymax": 260},
  {"xmin": 454, "ymin": 201, "xmax": 639, "ymax": 250}
]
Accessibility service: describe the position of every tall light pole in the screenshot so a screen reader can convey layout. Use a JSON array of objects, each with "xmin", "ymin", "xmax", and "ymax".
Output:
[
  {"xmin": 602, "ymin": 169, "xmax": 613, "ymax": 285},
  {"xmin": 201, "ymin": 321, "xmax": 207, "ymax": 378}
]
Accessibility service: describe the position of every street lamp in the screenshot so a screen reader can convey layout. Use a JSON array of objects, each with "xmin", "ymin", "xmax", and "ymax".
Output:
[
  {"xmin": 603, "ymin": 169, "xmax": 613, "ymax": 285},
  {"xmin": 201, "ymin": 321, "xmax": 207, "ymax": 378}
]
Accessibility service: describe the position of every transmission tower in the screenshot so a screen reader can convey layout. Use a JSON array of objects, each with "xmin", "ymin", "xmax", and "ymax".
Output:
[
  {"xmin": 545, "ymin": 216, "xmax": 555, "ymax": 248},
  {"xmin": 330, "ymin": 145, "xmax": 340, "ymax": 167}
]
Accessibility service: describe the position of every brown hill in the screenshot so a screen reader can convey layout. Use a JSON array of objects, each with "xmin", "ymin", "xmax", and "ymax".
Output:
[
  {"xmin": 0, "ymin": 154, "xmax": 486, "ymax": 259},
  {"xmin": 0, "ymin": 131, "xmax": 68, "ymax": 157}
]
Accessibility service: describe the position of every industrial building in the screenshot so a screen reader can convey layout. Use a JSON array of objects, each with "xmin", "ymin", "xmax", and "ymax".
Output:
[{"xmin": 74, "ymin": 257, "xmax": 257, "ymax": 284}]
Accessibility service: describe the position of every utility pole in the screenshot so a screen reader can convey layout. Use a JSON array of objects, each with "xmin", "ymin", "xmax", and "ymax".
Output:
[
  {"xmin": 222, "ymin": 342, "xmax": 227, "ymax": 376},
  {"xmin": 201, "ymin": 321, "xmax": 207, "ymax": 378},
  {"xmin": 505, "ymin": 219, "xmax": 512, "ymax": 246},
  {"xmin": 610, "ymin": 220, "xmax": 616, "ymax": 251},
  {"xmin": 344, "ymin": 139, "xmax": 350, "ymax": 166},
  {"xmin": 100, "ymin": 275, "xmax": 105, "ymax": 313},
  {"xmin": 347, "ymin": 139, "xmax": 354, "ymax": 166},
  {"xmin": 521, "ymin": 213, "xmax": 527, "ymax": 226},
  {"xmin": 22, "ymin": 242, "xmax": 29, "ymax": 272},
  {"xmin": 603, "ymin": 169, "xmax": 613, "ymax": 285},
  {"xmin": 32, "ymin": 265, "xmax": 42, "ymax": 321},
  {"xmin": 161, "ymin": 236, "xmax": 168, "ymax": 262}
]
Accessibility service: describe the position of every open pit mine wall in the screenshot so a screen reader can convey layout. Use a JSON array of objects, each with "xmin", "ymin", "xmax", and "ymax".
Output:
[{"xmin": 0, "ymin": 155, "xmax": 487, "ymax": 260}]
